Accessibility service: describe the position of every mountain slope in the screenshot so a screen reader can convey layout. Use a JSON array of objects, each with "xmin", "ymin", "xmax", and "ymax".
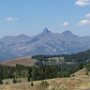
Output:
[
  {"xmin": 0, "ymin": 27, "xmax": 90, "ymax": 61},
  {"xmin": 1, "ymin": 57, "xmax": 38, "ymax": 66}
]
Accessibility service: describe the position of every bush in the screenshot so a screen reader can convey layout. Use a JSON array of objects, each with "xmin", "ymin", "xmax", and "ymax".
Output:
[
  {"xmin": 13, "ymin": 77, "xmax": 17, "ymax": 83},
  {"xmin": 40, "ymin": 80, "xmax": 49, "ymax": 88},
  {"xmin": 5, "ymin": 82, "xmax": 9, "ymax": 84},
  {"xmin": 18, "ymin": 80, "xmax": 22, "ymax": 82},
  {"xmin": 31, "ymin": 82, "xmax": 34, "ymax": 86},
  {"xmin": 71, "ymin": 74, "xmax": 75, "ymax": 77},
  {"xmin": 86, "ymin": 71, "xmax": 89, "ymax": 76}
]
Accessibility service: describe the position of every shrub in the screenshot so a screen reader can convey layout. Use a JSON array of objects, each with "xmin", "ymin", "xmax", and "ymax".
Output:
[
  {"xmin": 5, "ymin": 82, "xmax": 9, "ymax": 84},
  {"xmin": 40, "ymin": 80, "xmax": 49, "ymax": 88},
  {"xmin": 86, "ymin": 71, "xmax": 89, "ymax": 76},
  {"xmin": 31, "ymin": 82, "xmax": 34, "ymax": 86},
  {"xmin": 18, "ymin": 80, "xmax": 21, "ymax": 82},
  {"xmin": 71, "ymin": 74, "xmax": 75, "ymax": 77},
  {"xmin": 13, "ymin": 77, "xmax": 17, "ymax": 83}
]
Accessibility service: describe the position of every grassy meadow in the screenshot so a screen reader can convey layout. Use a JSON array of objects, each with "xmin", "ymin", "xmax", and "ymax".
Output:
[{"xmin": 0, "ymin": 76, "xmax": 90, "ymax": 90}]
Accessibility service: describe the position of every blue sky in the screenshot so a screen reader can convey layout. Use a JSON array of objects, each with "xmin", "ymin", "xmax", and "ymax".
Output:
[{"xmin": 0, "ymin": 0, "xmax": 90, "ymax": 37}]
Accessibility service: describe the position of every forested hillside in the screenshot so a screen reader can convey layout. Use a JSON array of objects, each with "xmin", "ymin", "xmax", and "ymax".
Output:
[{"xmin": 32, "ymin": 49, "xmax": 90, "ymax": 62}]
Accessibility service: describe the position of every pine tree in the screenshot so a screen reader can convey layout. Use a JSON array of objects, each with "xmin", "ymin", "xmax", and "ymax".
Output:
[
  {"xmin": 13, "ymin": 76, "xmax": 17, "ymax": 83},
  {"xmin": 27, "ymin": 68, "xmax": 32, "ymax": 82},
  {"xmin": 0, "ymin": 77, "xmax": 3, "ymax": 84}
]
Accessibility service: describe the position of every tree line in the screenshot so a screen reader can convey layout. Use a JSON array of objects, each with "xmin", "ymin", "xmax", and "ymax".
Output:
[
  {"xmin": 32, "ymin": 50, "xmax": 90, "ymax": 62},
  {"xmin": 0, "ymin": 62, "xmax": 84, "ymax": 84}
]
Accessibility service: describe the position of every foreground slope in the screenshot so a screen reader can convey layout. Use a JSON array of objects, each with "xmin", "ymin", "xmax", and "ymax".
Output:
[{"xmin": 1, "ymin": 76, "xmax": 90, "ymax": 90}]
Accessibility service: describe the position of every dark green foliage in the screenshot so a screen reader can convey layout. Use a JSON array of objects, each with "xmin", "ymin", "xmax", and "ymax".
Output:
[
  {"xmin": 27, "ymin": 67, "xmax": 32, "ymax": 82},
  {"xmin": 18, "ymin": 80, "xmax": 21, "ymax": 83},
  {"xmin": 0, "ymin": 65, "xmax": 15, "ymax": 79},
  {"xmin": 85, "ymin": 63, "xmax": 90, "ymax": 70},
  {"xmin": 15, "ymin": 64, "xmax": 28, "ymax": 78},
  {"xmin": 0, "ymin": 63, "xmax": 81, "ymax": 82},
  {"xmin": 27, "ymin": 75, "xmax": 30, "ymax": 82},
  {"xmin": 32, "ymin": 55, "xmax": 59, "ymax": 61},
  {"xmin": 32, "ymin": 50, "xmax": 90, "ymax": 62},
  {"xmin": 79, "ymin": 63, "xmax": 84, "ymax": 69},
  {"xmin": 28, "ymin": 64, "xmax": 80, "ymax": 80},
  {"xmin": 13, "ymin": 76, "xmax": 17, "ymax": 83},
  {"xmin": 0, "ymin": 64, "xmax": 28, "ymax": 80},
  {"xmin": 0, "ymin": 77, "xmax": 3, "ymax": 84},
  {"xmin": 31, "ymin": 82, "xmax": 34, "ymax": 86},
  {"xmin": 86, "ymin": 71, "xmax": 89, "ymax": 76},
  {"xmin": 32, "ymin": 55, "xmax": 49, "ymax": 61}
]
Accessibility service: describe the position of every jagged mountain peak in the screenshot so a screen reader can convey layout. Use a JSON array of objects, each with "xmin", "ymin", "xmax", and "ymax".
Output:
[
  {"xmin": 42, "ymin": 27, "xmax": 51, "ymax": 34},
  {"xmin": 0, "ymin": 28, "xmax": 90, "ymax": 61},
  {"xmin": 38, "ymin": 27, "xmax": 53, "ymax": 37}
]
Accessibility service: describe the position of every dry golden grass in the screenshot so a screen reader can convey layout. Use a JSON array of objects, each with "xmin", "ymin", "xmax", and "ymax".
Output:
[
  {"xmin": 1, "ymin": 77, "xmax": 90, "ymax": 90},
  {"xmin": 1, "ymin": 69, "xmax": 90, "ymax": 90},
  {"xmin": 1, "ymin": 57, "xmax": 37, "ymax": 66},
  {"xmin": 72, "ymin": 68, "xmax": 90, "ymax": 77}
]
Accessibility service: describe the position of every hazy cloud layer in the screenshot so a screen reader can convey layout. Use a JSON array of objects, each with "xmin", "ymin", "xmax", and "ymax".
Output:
[
  {"xmin": 78, "ymin": 13, "xmax": 90, "ymax": 26},
  {"xmin": 5, "ymin": 17, "xmax": 18, "ymax": 23},
  {"xmin": 75, "ymin": 0, "xmax": 90, "ymax": 6},
  {"xmin": 85, "ymin": 13, "xmax": 90, "ymax": 18}
]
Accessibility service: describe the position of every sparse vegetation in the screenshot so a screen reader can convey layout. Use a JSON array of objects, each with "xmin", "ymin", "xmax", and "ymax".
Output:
[
  {"xmin": 0, "ymin": 76, "xmax": 90, "ymax": 90},
  {"xmin": 40, "ymin": 80, "xmax": 49, "ymax": 88},
  {"xmin": 13, "ymin": 76, "xmax": 17, "ymax": 83}
]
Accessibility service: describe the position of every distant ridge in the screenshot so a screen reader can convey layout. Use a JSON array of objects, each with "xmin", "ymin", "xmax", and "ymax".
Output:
[{"xmin": 0, "ymin": 27, "xmax": 90, "ymax": 61}]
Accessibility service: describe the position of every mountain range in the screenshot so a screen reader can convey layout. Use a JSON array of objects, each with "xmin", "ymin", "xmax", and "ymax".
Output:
[{"xmin": 0, "ymin": 27, "xmax": 90, "ymax": 61}]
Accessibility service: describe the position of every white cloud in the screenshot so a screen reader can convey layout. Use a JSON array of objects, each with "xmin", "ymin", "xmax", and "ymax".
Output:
[
  {"xmin": 85, "ymin": 13, "xmax": 90, "ymax": 18},
  {"xmin": 75, "ymin": 0, "xmax": 90, "ymax": 6},
  {"xmin": 78, "ymin": 19, "xmax": 90, "ymax": 25},
  {"xmin": 5, "ymin": 17, "xmax": 18, "ymax": 23},
  {"xmin": 78, "ymin": 13, "xmax": 90, "ymax": 26},
  {"xmin": 62, "ymin": 22, "xmax": 69, "ymax": 27}
]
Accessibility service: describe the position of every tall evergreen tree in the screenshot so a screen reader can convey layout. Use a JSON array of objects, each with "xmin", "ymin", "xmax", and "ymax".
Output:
[
  {"xmin": 27, "ymin": 68, "xmax": 32, "ymax": 82},
  {"xmin": 0, "ymin": 77, "xmax": 3, "ymax": 84}
]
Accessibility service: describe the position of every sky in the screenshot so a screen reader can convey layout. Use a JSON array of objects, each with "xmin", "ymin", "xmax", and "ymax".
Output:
[{"xmin": 0, "ymin": 0, "xmax": 90, "ymax": 37}]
